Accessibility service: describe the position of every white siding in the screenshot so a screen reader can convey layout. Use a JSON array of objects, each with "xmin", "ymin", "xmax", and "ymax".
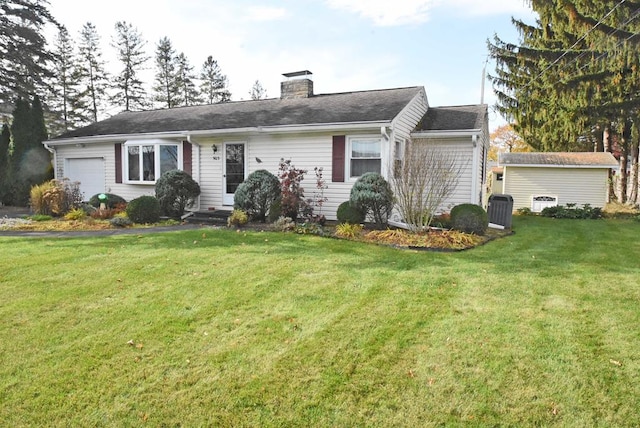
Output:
[
  {"xmin": 503, "ymin": 167, "xmax": 610, "ymax": 211},
  {"xmin": 194, "ymin": 132, "xmax": 362, "ymax": 220},
  {"xmin": 390, "ymin": 89, "xmax": 429, "ymax": 174},
  {"xmin": 409, "ymin": 137, "xmax": 475, "ymax": 213}
]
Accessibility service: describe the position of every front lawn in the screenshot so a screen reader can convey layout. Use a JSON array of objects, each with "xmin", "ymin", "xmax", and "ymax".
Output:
[{"xmin": 1, "ymin": 217, "xmax": 639, "ymax": 426}]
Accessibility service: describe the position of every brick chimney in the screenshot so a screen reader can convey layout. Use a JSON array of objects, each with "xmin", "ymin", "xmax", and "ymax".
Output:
[{"xmin": 281, "ymin": 70, "xmax": 313, "ymax": 99}]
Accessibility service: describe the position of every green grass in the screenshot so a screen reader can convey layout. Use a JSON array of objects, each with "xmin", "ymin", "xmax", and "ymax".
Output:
[{"xmin": 1, "ymin": 217, "xmax": 639, "ymax": 426}]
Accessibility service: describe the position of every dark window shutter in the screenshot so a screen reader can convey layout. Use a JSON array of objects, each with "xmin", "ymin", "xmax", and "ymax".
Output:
[
  {"xmin": 115, "ymin": 143, "xmax": 122, "ymax": 183},
  {"xmin": 183, "ymin": 141, "xmax": 193, "ymax": 175},
  {"xmin": 332, "ymin": 135, "xmax": 345, "ymax": 182}
]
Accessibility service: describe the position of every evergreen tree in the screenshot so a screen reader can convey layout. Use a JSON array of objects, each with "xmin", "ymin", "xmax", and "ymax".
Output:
[
  {"xmin": 175, "ymin": 52, "xmax": 201, "ymax": 106},
  {"xmin": 77, "ymin": 22, "xmax": 109, "ymax": 122},
  {"xmin": 249, "ymin": 80, "xmax": 267, "ymax": 100},
  {"xmin": 200, "ymin": 56, "xmax": 231, "ymax": 104},
  {"xmin": 489, "ymin": 0, "xmax": 640, "ymax": 203},
  {"xmin": 153, "ymin": 37, "xmax": 180, "ymax": 108},
  {"xmin": 50, "ymin": 25, "xmax": 86, "ymax": 133},
  {"xmin": 111, "ymin": 21, "xmax": 149, "ymax": 112},
  {"xmin": 0, "ymin": 0, "xmax": 57, "ymax": 105}
]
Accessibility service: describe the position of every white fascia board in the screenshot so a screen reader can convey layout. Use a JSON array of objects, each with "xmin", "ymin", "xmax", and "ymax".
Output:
[
  {"xmin": 503, "ymin": 164, "xmax": 619, "ymax": 169},
  {"xmin": 45, "ymin": 121, "xmax": 392, "ymax": 146},
  {"xmin": 411, "ymin": 129, "xmax": 482, "ymax": 138}
]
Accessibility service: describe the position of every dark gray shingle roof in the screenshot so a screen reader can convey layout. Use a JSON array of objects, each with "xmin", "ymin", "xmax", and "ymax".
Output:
[
  {"xmin": 415, "ymin": 104, "xmax": 487, "ymax": 131},
  {"xmin": 501, "ymin": 152, "xmax": 618, "ymax": 167},
  {"xmin": 53, "ymin": 86, "xmax": 423, "ymax": 140}
]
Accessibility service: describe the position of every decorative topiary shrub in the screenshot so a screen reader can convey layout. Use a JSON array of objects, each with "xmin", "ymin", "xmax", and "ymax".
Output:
[
  {"xmin": 336, "ymin": 201, "xmax": 365, "ymax": 224},
  {"xmin": 155, "ymin": 170, "xmax": 201, "ymax": 219},
  {"xmin": 234, "ymin": 169, "xmax": 281, "ymax": 222},
  {"xmin": 450, "ymin": 203, "xmax": 488, "ymax": 235},
  {"xmin": 349, "ymin": 172, "xmax": 394, "ymax": 229},
  {"xmin": 88, "ymin": 193, "xmax": 126, "ymax": 209},
  {"xmin": 126, "ymin": 195, "xmax": 161, "ymax": 224}
]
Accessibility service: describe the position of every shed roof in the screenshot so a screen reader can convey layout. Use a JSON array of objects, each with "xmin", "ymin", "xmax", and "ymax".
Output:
[
  {"xmin": 500, "ymin": 152, "xmax": 618, "ymax": 168},
  {"xmin": 415, "ymin": 104, "xmax": 487, "ymax": 132},
  {"xmin": 52, "ymin": 86, "xmax": 423, "ymax": 140}
]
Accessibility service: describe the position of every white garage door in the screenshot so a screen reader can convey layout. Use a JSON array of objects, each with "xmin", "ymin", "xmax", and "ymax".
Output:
[{"xmin": 66, "ymin": 158, "xmax": 105, "ymax": 201}]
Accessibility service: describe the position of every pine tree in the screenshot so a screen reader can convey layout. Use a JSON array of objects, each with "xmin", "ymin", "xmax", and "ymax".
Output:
[
  {"xmin": 489, "ymin": 0, "xmax": 640, "ymax": 203},
  {"xmin": 153, "ymin": 37, "xmax": 181, "ymax": 108},
  {"xmin": 111, "ymin": 21, "xmax": 149, "ymax": 112},
  {"xmin": 249, "ymin": 80, "xmax": 267, "ymax": 100},
  {"xmin": 200, "ymin": 56, "xmax": 231, "ymax": 104},
  {"xmin": 77, "ymin": 22, "xmax": 109, "ymax": 122},
  {"xmin": 0, "ymin": 0, "xmax": 57, "ymax": 105},
  {"xmin": 175, "ymin": 52, "xmax": 201, "ymax": 106},
  {"xmin": 50, "ymin": 25, "xmax": 86, "ymax": 133}
]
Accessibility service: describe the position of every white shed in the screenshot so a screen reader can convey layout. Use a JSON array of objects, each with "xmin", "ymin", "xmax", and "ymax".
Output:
[{"xmin": 499, "ymin": 152, "xmax": 618, "ymax": 212}]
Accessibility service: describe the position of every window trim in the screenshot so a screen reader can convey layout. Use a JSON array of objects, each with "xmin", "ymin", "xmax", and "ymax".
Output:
[
  {"xmin": 347, "ymin": 135, "xmax": 383, "ymax": 180},
  {"xmin": 123, "ymin": 140, "xmax": 182, "ymax": 185}
]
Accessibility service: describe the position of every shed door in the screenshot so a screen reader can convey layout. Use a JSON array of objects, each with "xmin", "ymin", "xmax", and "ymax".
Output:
[{"xmin": 66, "ymin": 158, "xmax": 105, "ymax": 201}]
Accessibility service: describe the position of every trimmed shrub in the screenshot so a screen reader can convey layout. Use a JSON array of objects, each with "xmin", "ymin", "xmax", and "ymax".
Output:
[
  {"xmin": 126, "ymin": 195, "xmax": 161, "ymax": 224},
  {"xmin": 234, "ymin": 169, "xmax": 281, "ymax": 222},
  {"xmin": 450, "ymin": 203, "xmax": 488, "ymax": 235},
  {"xmin": 227, "ymin": 209, "xmax": 248, "ymax": 227},
  {"xmin": 336, "ymin": 201, "xmax": 365, "ymax": 224},
  {"xmin": 349, "ymin": 173, "xmax": 394, "ymax": 228},
  {"xmin": 155, "ymin": 170, "xmax": 201, "ymax": 219},
  {"xmin": 89, "ymin": 193, "xmax": 126, "ymax": 209},
  {"xmin": 268, "ymin": 198, "xmax": 282, "ymax": 223}
]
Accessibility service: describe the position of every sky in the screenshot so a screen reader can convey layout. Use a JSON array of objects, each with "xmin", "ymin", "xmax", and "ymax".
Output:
[{"xmin": 45, "ymin": 0, "xmax": 537, "ymax": 130}]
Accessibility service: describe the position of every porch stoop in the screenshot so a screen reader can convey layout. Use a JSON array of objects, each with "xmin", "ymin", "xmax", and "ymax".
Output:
[{"xmin": 183, "ymin": 210, "xmax": 231, "ymax": 225}]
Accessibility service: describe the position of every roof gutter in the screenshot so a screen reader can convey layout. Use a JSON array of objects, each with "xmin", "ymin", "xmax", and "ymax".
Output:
[
  {"xmin": 45, "ymin": 121, "xmax": 393, "ymax": 146},
  {"xmin": 411, "ymin": 129, "xmax": 483, "ymax": 138},
  {"xmin": 43, "ymin": 143, "xmax": 58, "ymax": 179}
]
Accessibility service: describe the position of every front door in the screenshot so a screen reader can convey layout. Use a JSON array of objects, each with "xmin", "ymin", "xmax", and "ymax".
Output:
[{"xmin": 223, "ymin": 142, "xmax": 246, "ymax": 205}]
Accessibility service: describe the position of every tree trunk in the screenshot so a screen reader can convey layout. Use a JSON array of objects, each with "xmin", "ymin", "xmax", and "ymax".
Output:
[
  {"xmin": 629, "ymin": 139, "xmax": 639, "ymax": 204},
  {"xmin": 604, "ymin": 124, "xmax": 616, "ymax": 201},
  {"xmin": 618, "ymin": 121, "xmax": 631, "ymax": 204}
]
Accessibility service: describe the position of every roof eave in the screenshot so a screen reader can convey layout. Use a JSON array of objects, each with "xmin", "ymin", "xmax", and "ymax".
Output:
[
  {"xmin": 502, "ymin": 163, "xmax": 619, "ymax": 169},
  {"xmin": 46, "ymin": 120, "xmax": 394, "ymax": 146}
]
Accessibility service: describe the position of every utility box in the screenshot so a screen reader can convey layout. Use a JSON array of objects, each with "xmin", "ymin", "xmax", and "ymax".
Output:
[{"xmin": 487, "ymin": 194, "xmax": 514, "ymax": 229}]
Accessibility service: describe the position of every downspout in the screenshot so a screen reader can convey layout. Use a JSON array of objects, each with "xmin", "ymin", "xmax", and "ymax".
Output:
[
  {"xmin": 186, "ymin": 134, "xmax": 201, "ymax": 212},
  {"xmin": 470, "ymin": 134, "xmax": 479, "ymax": 204},
  {"xmin": 43, "ymin": 143, "xmax": 57, "ymax": 179}
]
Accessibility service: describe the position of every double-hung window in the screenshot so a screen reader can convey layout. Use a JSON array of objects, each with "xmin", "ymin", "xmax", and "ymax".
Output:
[
  {"xmin": 349, "ymin": 137, "xmax": 381, "ymax": 178},
  {"xmin": 124, "ymin": 141, "xmax": 180, "ymax": 183}
]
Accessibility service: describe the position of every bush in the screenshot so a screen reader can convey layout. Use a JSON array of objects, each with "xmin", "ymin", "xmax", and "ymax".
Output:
[
  {"xmin": 155, "ymin": 170, "xmax": 201, "ymax": 219},
  {"xmin": 431, "ymin": 213, "xmax": 451, "ymax": 229},
  {"xmin": 126, "ymin": 196, "xmax": 161, "ymax": 224},
  {"xmin": 30, "ymin": 179, "xmax": 83, "ymax": 216},
  {"xmin": 268, "ymin": 198, "xmax": 282, "ymax": 223},
  {"xmin": 88, "ymin": 193, "xmax": 126, "ymax": 209},
  {"xmin": 450, "ymin": 203, "xmax": 488, "ymax": 235},
  {"xmin": 336, "ymin": 201, "xmax": 365, "ymax": 224},
  {"xmin": 227, "ymin": 209, "xmax": 248, "ymax": 227},
  {"xmin": 109, "ymin": 215, "xmax": 132, "ymax": 228},
  {"xmin": 273, "ymin": 216, "xmax": 295, "ymax": 231},
  {"xmin": 278, "ymin": 159, "xmax": 310, "ymax": 221},
  {"xmin": 64, "ymin": 208, "xmax": 86, "ymax": 221},
  {"xmin": 234, "ymin": 169, "xmax": 281, "ymax": 222},
  {"xmin": 335, "ymin": 222, "xmax": 364, "ymax": 239},
  {"xmin": 540, "ymin": 203, "xmax": 603, "ymax": 219},
  {"xmin": 350, "ymin": 173, "xmax": 394, "ymax": 229}
]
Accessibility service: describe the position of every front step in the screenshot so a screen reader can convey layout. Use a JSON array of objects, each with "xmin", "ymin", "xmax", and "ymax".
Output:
[{"xmin": 184, "ymin": 210, "xmax": 231, "ymax": 225}]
